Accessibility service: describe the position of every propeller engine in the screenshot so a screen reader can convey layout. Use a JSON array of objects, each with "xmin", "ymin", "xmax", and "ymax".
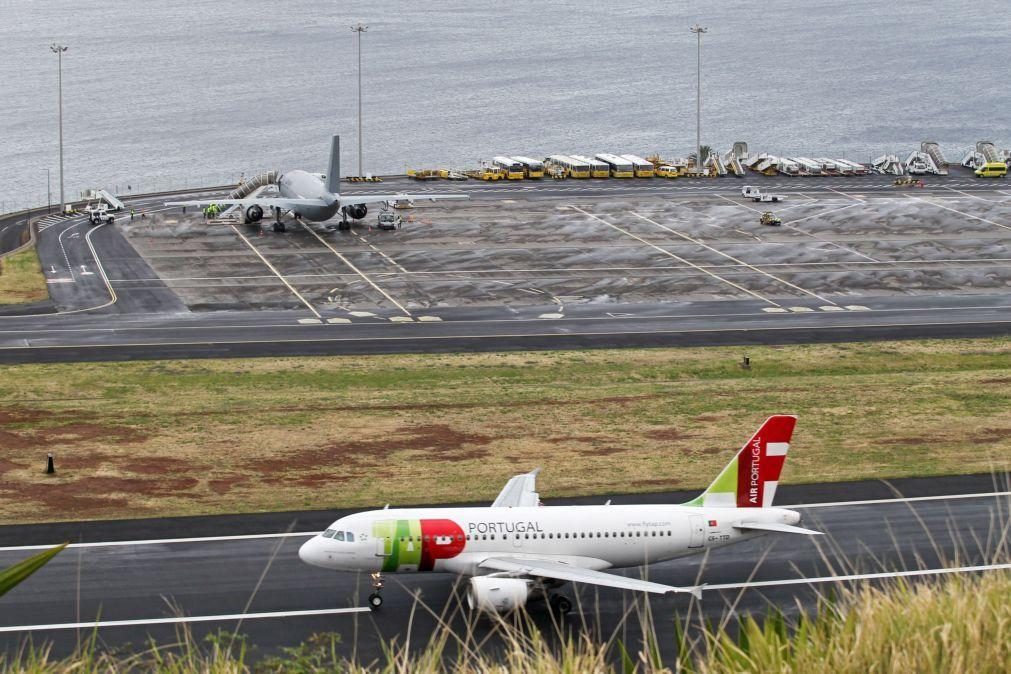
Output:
[{"xmin": 244, "ymin": 204, "xmax": 264, "ymax": 224}]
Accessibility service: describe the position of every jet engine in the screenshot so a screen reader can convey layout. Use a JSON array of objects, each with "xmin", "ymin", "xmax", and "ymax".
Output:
[
  {"xmin": 343, "ymin": 204, "xmax": 368, "ymax": 220},
  {"xmin": 244, "ymin": 204, "xmax": 264, "ymax": 224},
  {"xmin": 467, "ymin": 577, "xmax": 531, "ymax": 613}
]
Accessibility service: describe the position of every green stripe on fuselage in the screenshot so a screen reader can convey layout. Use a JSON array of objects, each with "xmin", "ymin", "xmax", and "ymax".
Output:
[{"xmin": 374, "ymin": 519, "xmax": 422, "ymax": 572}]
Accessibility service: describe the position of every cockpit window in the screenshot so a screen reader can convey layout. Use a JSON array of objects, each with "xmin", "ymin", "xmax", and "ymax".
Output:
[
  {"xmin": 335, "ymin": 531, "xmax": 345, "ymax": 541},
  {"xmin": 322, "ymin": 529, "xmax": 337, "ymax": 538},
  {"xmin": 346, "ymin": 532, "xmax": 355, "ymax": 542}
]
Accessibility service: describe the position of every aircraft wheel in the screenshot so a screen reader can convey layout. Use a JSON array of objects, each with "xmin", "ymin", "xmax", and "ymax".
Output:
[
  {"xmin": 368, "ymin": 593, "xmax": 383, "ymax": 609},
  {"xmin": 550, "ymin": 594, "xmax": 572, "ymax": 615},
  {"xmin": 273, "ymin": 222, "xmax": 286, "ymax": 233}
]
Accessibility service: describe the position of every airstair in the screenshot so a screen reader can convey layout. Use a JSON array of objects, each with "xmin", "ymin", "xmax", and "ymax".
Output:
[
  {"xmin": 229, "ymin": 171, "xmax": 279, "ymax": 199},
  {"xmin": 872, "ymin": 154, "xmax": 904, "ymax": 175},
  {"xmin": 722, "ymin": 149, "xmax": 745, "ymax": 176},
  {"xmin": 95, "ymin": 189, "xmax": 125, "ymax": 211},
  {"xmin": 920, "ymin": 142, "xmax": 949, "ymax": 174},
  {"xmin": 705, "ymin": 152, "xmax": 728, "ymax": 176},
  {"xmin": 904, "ymin": 151, "xmax": 942, "ymax": 175},
  {"xmin": 961, "ymin": 150, "xmax": 986, "ymax": 170}
]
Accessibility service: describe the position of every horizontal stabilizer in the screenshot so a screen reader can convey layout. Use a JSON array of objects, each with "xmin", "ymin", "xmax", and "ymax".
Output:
[{"xmin": 733, "ymin": 521, "xmax": 822, "ymax": 535}]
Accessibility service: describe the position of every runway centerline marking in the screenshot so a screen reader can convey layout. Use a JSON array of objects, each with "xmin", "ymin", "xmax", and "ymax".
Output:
[
  {"xmin": 228, "ymin": 225, "xmax": 321, "ymax": 318},
  {"xmin": 0, "ymin": 607, "xmax": 370, "ymax": 633},
  {"xmin": 568, "ymin": 206, "xmax": 781, "ymax": 307},
  {"xmin": 0, "ymin": 491, "xmax": 1006, "ymax": 553},
  {"xmin": 630, "ymin": 211, "xmax": 836, "ymax": 305},
  {"xmin": 302, "ymin": 223, "xmax": 411, "ymax": 317}
]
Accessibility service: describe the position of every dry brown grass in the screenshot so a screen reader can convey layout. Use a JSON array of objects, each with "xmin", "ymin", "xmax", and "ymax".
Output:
[{"xmin": 0, "ymin": 339, "xmax": 1009, "ymax": 524}]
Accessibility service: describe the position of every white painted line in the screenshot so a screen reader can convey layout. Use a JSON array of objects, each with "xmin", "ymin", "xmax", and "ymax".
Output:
[
  {"xmin": 569, "ymin": 206, "xmax": 780, "ymax": 307},
  {"xmin": 819, "ymin": 305, "xmax": 845, "ymax": 312},
  {"xmin": 45, "ymin": 278, "xmax": 74, "ymax": 284},
  {"xmin": 417, "ymin": 316, "xmax": 443, "ymax": 322},
  {"xmin": 781, "ymin": 203, "xmax": 861, "ymax": 227},
  {"xmin": 538, "ymin": 313, "xmax": 564, "ymax": 319},
  {"xmin": 715, "ymin": 194, "xmax": 764, "ymax": 214},
  {"xmin": 705, "ymin": 562, "xmax": 1011, "ymax": 593},
  {"xmin": 301, "ymin": 223, "xmax": 412, "ymax": 316},
  {"xmin": 388, "ymin": 316, "xmax": 414, "ymax": 323},
  {"xmin": 631, "ymin": 212, "xmax": 838, "ymax": 306},
  {"xmin": 326, "ymin": 317, "xmax": 352, "ymax": 324},
  {"xmin": 0, "ymin": 606, "xmax": 370, "ymax": 634},
  {"xmin": 910, "ymin": 196, "xmax": 1011, "ymax": 233},
  {"xmin": 844, "ymin": 305, "xmax": 870, "ymax": 311},
  {"xmin": 297, "ymin": 318, "xmax": 322, "ymax": 325},
  {"xmin": 762, "ymin": 307, "xmax": 788, "ymax": 313},
  {"xmin": 788, "ymin": 306, "xmax": 815, "ymax": 313},
  {"xmin": 944, "ymin": 186, "xmax": 1005, "ymax": 203},
  {"xmin": 826, "ymin": 186, "xmax": 865, "ymax": 203},
  {"xmin": 790, "ymin": 489, "xmax": 1011, "ymax": 509},
  {"xmin": 229, "ymin": 225, "xmax": 321, "ymax": 319},
  {"xmin": 348, "ymin": 310, "xmax": 376, "ymax": 317}
]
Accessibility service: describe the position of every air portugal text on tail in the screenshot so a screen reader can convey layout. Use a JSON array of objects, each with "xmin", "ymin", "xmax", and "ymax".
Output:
[
  {"xmin": 299, "ymin": 414, "xmax": 819, "ymax": 615},
  {"xmin": 686, "ymin": 414, "xmax": 796, "ymax": 509}
]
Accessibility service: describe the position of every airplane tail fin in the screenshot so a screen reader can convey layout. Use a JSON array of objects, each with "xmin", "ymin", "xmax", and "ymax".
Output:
[
  {"xmin": 326, "ymin": 135, "xmax": 341, "ymax": 194},
  {"xmin": 684, "ymin": 415, "xmax": 797, "ymax": 508}
]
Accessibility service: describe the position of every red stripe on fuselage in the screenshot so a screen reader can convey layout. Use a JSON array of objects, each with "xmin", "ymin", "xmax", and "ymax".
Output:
[{"xmin": 418, "ymin": 519, "xmax": 466, "ymax": 571}]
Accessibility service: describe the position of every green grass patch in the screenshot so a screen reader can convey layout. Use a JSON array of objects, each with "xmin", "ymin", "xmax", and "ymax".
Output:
[
  {"xmin": 0, "ymin": 245, "xmax": 48, "ymax": 304},
  {"xmin": 0, "ymin": 339, "xmax": 1009, "ymax": 523}
]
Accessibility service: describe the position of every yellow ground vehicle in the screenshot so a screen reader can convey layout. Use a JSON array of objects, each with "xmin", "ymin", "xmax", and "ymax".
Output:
[
  {"xmin": 760, "ymin": 211, "xmax": 781, "ymax": 227},
  {"xmin": 512, "ymin": 156, "xmax": 545, "ymax": 179},
  {"xmin": 492, "ymin": 156, "xmax": 526, "ymax": 180},
  {"xmin": 975, "ymin": 162, "xmax": 1007, "ymax": 178},
  {"xmin": 466, "ymin": 167, "xmax": 506, "ymax": 181},
  {"xmin": 656, "ymin": 165, "xmax": 680, "ymax": 179},
  {"xmin": 545, "ymin": 155, "xmax": 591, "ymax": 179},
  {"xmin": 623, "ymin": 155, "xmax": 655, "ymax": 178}
]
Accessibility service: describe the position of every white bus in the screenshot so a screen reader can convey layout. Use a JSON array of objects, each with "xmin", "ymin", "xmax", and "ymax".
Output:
[
  {"xmin": 595, "ymin": 153, "xmax": 635, "ymax": 178},
  {"xmin": 569, "ymin": 155, "xmax": 610, "ymax": 178},
  {"xmin": 620, "ymin": 154, "xmax": 655, "ymax": 178},
  {"xmin": 492, "ymin": 156, "xmax": 525, "ymax": 179},
  {"xmin": 545, "ymin": 155, "xmax": 591, "ymax": 179},
  {"xmin": 511, "ymin": 156, "xmax": 544, "ymax": 179}
]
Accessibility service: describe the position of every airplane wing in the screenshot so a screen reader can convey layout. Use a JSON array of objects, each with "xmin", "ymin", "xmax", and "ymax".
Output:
[
  {"xmin": 733, "ymin": 521, "xmax": 822, "ymax": 535},
  {"xmin": 478, "ymin": 557, "xmax": 703, "ymax": 598},
  {"xmin": 339, "ymin": 193, "xmax": 469, "ymax": 207},
  {"xmin": 164, "ymin": 198, "xmax": 328, "ymax": 208},
  {"xmin": 491, "ymin": 468, "xmax": 541, "ymax": 508}
]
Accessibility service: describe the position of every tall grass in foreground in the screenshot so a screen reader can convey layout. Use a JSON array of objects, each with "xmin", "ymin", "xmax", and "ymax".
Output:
[{"xmin": 2, "ymin": 570, "xmax": 1008, "ymax": 674}]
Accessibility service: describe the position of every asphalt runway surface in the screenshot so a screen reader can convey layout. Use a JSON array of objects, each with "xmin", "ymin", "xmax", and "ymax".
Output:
[
  {"xmin": 1, "ymin": 171, "xmax": 1009, "ymax": 363},
  {"xmin": 0, "ymin": 473, "xmax": 1007, "ymax": 664}
]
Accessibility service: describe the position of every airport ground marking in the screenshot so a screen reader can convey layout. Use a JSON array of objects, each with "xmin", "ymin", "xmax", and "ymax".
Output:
[
  {"xmin": 301, "ymin": 223, "xmax": 411, "ymax": 316},
  {"xmin": 909, "ymin": 196, "xmax": 1011, "ymax": 233},
  {"xmin": 714, "ymin": 194, "xmax": 764, "ymax": 214},
  {"xmin": 704, "ymin": 562, "xmax": 1011, "ymax": 593},
  {"xmin": 228, "ymin": 225, "xmax": 321, "ymax": 318},
  {"xmin": 56, "ymin": 221, "xmax": 78, "ymax": 276},
  {"xmin": 569, "ymin": 206, "xmax": 781, "ymax": 307},
  {"xmin": 630, "ymin": 211, "xmax": 837, "ymax": 305},
  {"xmin": 1, "ymin": 491, "xmax": 1007, "ymax": 554},
  {"xmin": 943, "ymin": 186, "xmax": 1008, "ymax": 203},
  {"xmin": 0, "ymin": 607, "xmax": 370, "ymax": 634},
  {"xmin": 826, "ymin": 186, "xmax": 866, "ymax": 203}
]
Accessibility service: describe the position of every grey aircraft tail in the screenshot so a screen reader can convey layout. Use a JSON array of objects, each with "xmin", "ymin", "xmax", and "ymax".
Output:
[{"xmin": 326, "ymin": 135, "xmax": 341, "ymax": 194}]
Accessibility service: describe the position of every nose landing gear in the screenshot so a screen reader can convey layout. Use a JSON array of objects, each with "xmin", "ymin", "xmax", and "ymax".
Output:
[{"xmin": 367, "ymin": 572, "xmax": 384, "ymax": 609}]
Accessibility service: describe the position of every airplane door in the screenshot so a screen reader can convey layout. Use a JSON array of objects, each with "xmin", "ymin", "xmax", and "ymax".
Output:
[
  {"xmin": 689, "ymin": 516, "xmax": 705, "ymax": 548},
  {"xmin": 375, "ymin": 536, "xmax": 389, "ymax": 557}
]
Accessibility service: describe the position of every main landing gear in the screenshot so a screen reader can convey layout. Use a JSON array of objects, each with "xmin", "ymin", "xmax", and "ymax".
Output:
[
  {"xmin": 549, "ymin": 593, "xmax": 572, "ymax": 615},
  {"xmin": 270, "ymin": 207, "xmax": 286, "ymax": 233},
  {"xmin": 368, "ymin": 572, "xmax": 384, "ymax": 609}
]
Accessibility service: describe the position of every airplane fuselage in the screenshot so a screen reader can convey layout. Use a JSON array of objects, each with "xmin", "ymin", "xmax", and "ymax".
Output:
[
  {"xmin": 277, "ymin": 170, "xmax": 340, "ymax": 222},
  {"xmin": 299, "ymin": 503, "xmax": 801, "ymax": 577}
]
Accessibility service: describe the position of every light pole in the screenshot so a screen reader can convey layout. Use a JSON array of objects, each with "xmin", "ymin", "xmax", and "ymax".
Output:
[
  {"xmin": 350, "ymin": 23, "xmax": 368, "ymax": 179},
  {"xmin": 45, "ymin": 168, "xmax": 51, "ymax": 214},
  {"xmin": 689, "ymin": 25, "xmax": 707, "ymax": 175},
  {"xmin": 50, "ymin": 43, "xmax": 68, "ymax": 213}
]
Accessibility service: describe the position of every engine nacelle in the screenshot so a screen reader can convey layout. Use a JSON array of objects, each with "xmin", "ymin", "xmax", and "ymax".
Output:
[
  {"xmin": 244, "ymin": 204, "xmax": 264, "ymax": 223},
  {"xmin": 467, "ymin": 577, "xmax": 531, "ymax": 613},
  {"xmin": 343, "ymin": 204, "xmax": 368, "ymax": 220}
]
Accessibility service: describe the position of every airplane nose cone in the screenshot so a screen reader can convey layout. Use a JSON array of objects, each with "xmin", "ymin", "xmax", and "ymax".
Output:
[{"xmin": 298, "ymin": 538, "xmax": 327, "ymax": 568}]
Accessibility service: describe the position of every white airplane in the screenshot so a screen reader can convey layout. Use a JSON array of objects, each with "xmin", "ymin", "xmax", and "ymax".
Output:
[
  {"xmin": 299, "ymin": 415, "xmax": 820, "ymax": 613},
  {"xmin": 166, "ymin": 136, "xmax": 467, "ymax": 232}
]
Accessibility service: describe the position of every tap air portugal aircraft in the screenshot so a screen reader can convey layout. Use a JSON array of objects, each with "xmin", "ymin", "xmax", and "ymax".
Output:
[
  {"xmin": 300, "ymin": 415, "xmax": 820, "ymax": 613},
  {"xmin": 166, "ymin": 135, "xmax": 467, "ymax": 232}
]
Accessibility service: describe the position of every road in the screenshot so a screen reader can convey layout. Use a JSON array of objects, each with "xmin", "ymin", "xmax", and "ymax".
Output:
[{"xmin": 0, "ymin": 473, "xmax": 1007, "ymax": 664}]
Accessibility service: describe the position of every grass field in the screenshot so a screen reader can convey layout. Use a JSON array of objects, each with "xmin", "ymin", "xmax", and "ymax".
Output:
[
  {"xmin": 0, "ymin": 245, "xmax": 48, "ymax": 304},
  {"xmin": 1, "ymin": 339, "xmax": 1009, "ymax": 524}
]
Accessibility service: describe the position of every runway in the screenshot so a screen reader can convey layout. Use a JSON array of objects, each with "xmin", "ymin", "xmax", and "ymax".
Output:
[
  {"xmin": 0, "ymin": 473, "xmax": 1006, "ymax": 663},
  {"xmin": 1, "ymin": 172, "xmax": 1009, "ymax": 363}
]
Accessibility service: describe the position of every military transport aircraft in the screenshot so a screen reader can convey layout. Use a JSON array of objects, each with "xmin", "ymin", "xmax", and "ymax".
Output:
[
  {"xmin": 299, "ymin": 415, "xmax": 819, "ymax": 613},
  {"xmin": 166, "ymin": 135, "xmax": 467, "ymax": 231}
]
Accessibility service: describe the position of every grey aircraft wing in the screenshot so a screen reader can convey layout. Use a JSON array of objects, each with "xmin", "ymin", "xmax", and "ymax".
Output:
[
  {"xmin": 478, "ymin": 556, "xmax": 703, "ymax": 598},
  {"xmin": 164, "ymin": 198, "xmax": 328, "ymax": 208},
  {"xmin": 491, "ymin": 469, "xmax": 541, "ymax": 508},
  {"xmin": 339, "ymin": 194, "xmax": 469, "ymax": 207}
]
